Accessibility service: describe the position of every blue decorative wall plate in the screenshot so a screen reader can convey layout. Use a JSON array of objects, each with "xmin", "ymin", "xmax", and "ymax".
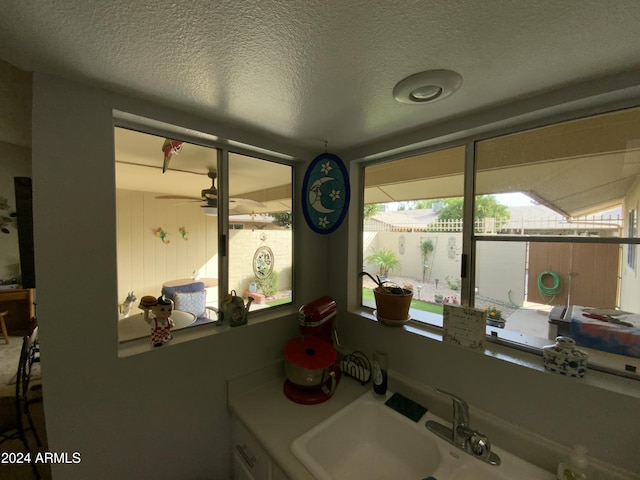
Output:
[{"xmin": 302, "ymin": 153, "xmax": 350, "ymax": 234}]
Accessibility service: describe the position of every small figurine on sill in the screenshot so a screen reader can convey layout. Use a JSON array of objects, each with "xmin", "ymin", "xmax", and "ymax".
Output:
[
  {"xmin": 121, "ymin": 291, "xmax": 137, "ymax": 317},
  {"xmin": 139, "ymin": 295, "xmax": 174, "ymax": 347}
]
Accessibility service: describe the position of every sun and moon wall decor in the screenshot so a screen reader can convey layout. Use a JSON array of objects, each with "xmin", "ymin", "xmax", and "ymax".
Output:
[{"xmin": 301, "ymin": 152, "xmax": 350, "ymax": 234}]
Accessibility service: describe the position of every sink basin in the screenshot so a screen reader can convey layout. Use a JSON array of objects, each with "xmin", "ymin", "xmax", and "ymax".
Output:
[{"xmin": 291, "ymin": 390, "xmax": 555, "ymax": 480}]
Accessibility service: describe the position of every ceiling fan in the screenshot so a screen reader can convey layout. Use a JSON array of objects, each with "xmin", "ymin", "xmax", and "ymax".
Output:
[{"xmin": 156, "ymin": 171, "xmax": 267, "ymax": 214}]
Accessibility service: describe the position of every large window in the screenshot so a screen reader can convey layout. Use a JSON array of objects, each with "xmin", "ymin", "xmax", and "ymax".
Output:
[
  {"xmin": 115, "ymin": 127, "xmax": 293, "ymax": 344},
  {"xmin": 361, "ymin": 107, "xmax": 640, "ymax": 377},
  {"xmin": 362, "ymin": 146, "xmax": 465, "ymax": 324}
]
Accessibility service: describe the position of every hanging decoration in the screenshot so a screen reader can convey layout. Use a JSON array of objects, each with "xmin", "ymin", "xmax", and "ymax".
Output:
[
  {"xmin": 301, "ymin": 151, "xmax": 350, "ymax": 234},
  {"xmin": 153, "ymin": 227, "xmax": 170, "ymax": 244},
  {"xmin": 253, "ymin": 245, "xmax": 274, "ymax": 279},
  {"xmin": 161, "ymin": 138, "xmax": 185, "ymax": 173},
  {"xmin": 179, "ymin": 226, "xmax": 189, "ymax": 240}
]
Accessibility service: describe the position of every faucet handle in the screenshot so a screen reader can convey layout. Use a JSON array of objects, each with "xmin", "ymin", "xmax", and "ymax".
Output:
[
  {"xmin": 466, "ymin": 431, "xmax": 491, "ymax": 457},
  {"xmin": 467, "ymin": 431, "xmax": 502, "ymax": 466},
  {"xmin": 434, "ymin": 388, "xmax": 470, "ymax": 424}
]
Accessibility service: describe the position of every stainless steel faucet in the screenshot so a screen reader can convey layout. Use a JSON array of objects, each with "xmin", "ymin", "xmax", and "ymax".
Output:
[
  {"xmin": 441, "ymin": 388, "xmax": 470, "ymax": 448},
  {"xmin": 426, "ymin": 388, "xmax": 501, "ymax": 466}
]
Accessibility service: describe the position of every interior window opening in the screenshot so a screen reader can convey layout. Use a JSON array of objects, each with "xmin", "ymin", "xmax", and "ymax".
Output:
[
  {"xmin": 114, "ymin": 127, "xmax": 293, "ymax": 345},
  {"xmin": 115, "ymin": 128, "xmax": 220, "ymax": 343}
]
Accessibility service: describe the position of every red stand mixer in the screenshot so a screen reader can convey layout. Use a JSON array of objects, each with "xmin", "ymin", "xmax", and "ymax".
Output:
[{"xmin": 283, "ymin": 296, "xmax": 341, "ymax": 404}]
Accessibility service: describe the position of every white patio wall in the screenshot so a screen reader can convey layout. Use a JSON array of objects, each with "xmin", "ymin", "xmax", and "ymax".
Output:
[
  {"xmin": 363, "ymin": 231, "xmax": 526, "ymax": 306},
  {"xmin": 228, "ymin": 228, "xmax": 293, "ymax": 295},
  {"xmin": 116, "ymin": 189, "xmax": 293, "ymax": 303}
]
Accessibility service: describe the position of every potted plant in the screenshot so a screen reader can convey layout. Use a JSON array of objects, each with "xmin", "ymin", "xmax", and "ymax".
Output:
[
  {"xmin": 485, "ymin": 305, "xmax": 505, "ymax": 328},
  {"xmin": 360, "ymin": 272, "xmax": 413, "ymax": 322},
  {"xmin": 434, "ymin": 294, "xmax": 444, "ymax": 304}
]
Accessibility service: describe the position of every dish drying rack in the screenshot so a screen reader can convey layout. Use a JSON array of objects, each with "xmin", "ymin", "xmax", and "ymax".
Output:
[{"xmin": 340, "ymin": 351, "xmax": 371, "ymax": 384}]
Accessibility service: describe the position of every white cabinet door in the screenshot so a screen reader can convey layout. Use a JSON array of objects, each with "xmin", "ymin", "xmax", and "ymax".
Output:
[
  {"xmin": 234, "ymin": 452, "xmax": 257, "ymax": 480},
  {"xmin": 232, "ymin": 417, "xmax": 272, "ymax": 480},
  {"xmin": 271, "ymin": 462, "xmax": 291, "ymax": 480}
]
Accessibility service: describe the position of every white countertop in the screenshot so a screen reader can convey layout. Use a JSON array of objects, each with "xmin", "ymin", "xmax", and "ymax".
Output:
[{"xmin": 227, "ymin": 361, "xmax": 370, "ymax": 480}]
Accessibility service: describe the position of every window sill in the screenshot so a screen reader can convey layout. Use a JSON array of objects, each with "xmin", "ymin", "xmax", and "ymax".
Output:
[
  {"xmin": 353, "ymin": 307, "xmax": 640, "ymax": 400},
  {"xmin": 117, "ymin": 304, "xmax": 298, "ymax": 358}
]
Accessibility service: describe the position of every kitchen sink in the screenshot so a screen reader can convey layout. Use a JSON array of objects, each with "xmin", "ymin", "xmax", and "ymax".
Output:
[{"xmin": 291, "ymin": 390, "xmax": 555, "ymax": 480}]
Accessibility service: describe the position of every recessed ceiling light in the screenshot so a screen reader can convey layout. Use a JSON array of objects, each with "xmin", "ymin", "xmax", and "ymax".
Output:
[{"xmin": 393, "ymin": 70, "xmax": 463, "ymax": 104}]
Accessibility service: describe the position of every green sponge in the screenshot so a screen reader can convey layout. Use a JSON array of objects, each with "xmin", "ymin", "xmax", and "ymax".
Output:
[{"xmin": 384, "ymin": 393, "xmax": 427, "ymax": 422}]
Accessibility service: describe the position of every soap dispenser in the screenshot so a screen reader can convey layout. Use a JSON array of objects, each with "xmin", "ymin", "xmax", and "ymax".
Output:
[{"xmin": 557, "ymin": 445, "xmax": 589, "ymax": 480}]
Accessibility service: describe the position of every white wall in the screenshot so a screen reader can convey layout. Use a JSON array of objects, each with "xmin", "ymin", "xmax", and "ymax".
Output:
[
  {"xmin": 363, "ymin": 231, "xmax": 462, "ymax": 283},
  {"xmin": 228, "ymin": 229, "xmax": 293, "ymax": 295},
  {"xmin": 116, "ymin": 190, "xmax": 219, "ymax": 302},
  {"xmin": 364, "ymin": 231, "xmax": 526, "ymax": 306},
  {"xmin": 475, "ymin": 240, "xmax": 526, "ymax": 306},
  {"xmin": 31, "ymin": 74, "xmax": 318, "ymax": 480}
]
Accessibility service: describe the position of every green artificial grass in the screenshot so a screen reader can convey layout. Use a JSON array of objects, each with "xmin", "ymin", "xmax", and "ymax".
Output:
[
  {"xmin": 362, "ymin": 288, "xmax": 443, "ymax": 314},
  {"xmin": 266, "ymin": 297, "xmax": 292, "ymax": 307}
]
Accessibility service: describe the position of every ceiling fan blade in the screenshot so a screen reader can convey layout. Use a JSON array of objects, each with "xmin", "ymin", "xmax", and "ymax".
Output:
[
  {"xmin": 156, "ymin": 195, "xmax": 202, "ymax": 201},
  {"xmin": 229, "ymin": 198, "xmax": 267, "ymax": 208}
]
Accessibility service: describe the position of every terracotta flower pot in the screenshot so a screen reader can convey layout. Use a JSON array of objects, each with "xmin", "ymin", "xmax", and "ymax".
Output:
[{"xmin": 373, "ymin": 286, "xmax": 413, "ymax": 321}]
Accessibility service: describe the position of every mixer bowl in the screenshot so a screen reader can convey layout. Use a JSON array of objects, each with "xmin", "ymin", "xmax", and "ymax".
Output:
[{"xmin": 284, "ymin": 336, "xmax": 337, "ymax": 389}]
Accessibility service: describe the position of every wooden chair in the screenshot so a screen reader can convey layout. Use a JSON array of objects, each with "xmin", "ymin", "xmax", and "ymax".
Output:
[
  {"xmin": 0, "ymin": 334, "xmax": 42, "ymax": 478},
  {"xmin": 0, "ymin": 310, "xmax": 8, "ymax": 344}
]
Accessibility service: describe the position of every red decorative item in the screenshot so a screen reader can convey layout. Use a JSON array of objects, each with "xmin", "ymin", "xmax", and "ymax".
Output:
[
  {"xmin": 297, "ymin": 295, "xmax": 337, "ymax": 344},
  {"xmin": 284, "ymin": 296, "xmax": 341, "ymax": 404},
  {"xmin": 161, "ymin": 138, "xmax": 184, "ymax": 173}
]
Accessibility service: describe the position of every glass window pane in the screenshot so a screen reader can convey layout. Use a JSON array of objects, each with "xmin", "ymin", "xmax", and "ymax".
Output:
[
  {"xmin": 362, "ymin": 146, "xmax": 465, "ymax": 322},
  {"xmin": 475, "ymin": 108, "xmax": 640, "ymax": 372},
  {"xmin": 476, "ymin": 240, "xmax": 640, "ymax": 372},
  {"xmin": 475, "ymin": 108, "xmax": 640, "ymax": 237},
  {"xmin": 115, "ymin": 127, "xmax": 219, "ymax": 342},
  {"xmin": 228, "ymin": 152, "xmax": 292, "ymax": 309}
]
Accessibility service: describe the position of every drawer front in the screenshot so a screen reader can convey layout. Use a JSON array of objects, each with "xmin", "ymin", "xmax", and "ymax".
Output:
[{"xmin": 232, "ymin": 417, "xmax": 271, "ymax": 480}]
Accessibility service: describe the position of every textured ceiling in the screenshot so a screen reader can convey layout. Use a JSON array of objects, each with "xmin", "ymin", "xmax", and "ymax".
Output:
[{"xmin": 2, "ymin": 1, "xmax": 640, "ymax": 157}]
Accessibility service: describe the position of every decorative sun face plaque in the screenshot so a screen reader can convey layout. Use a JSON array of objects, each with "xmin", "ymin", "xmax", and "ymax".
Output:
[{"xmin": 302, "ymin": 153, "xmax": 350, "ymax": 234}]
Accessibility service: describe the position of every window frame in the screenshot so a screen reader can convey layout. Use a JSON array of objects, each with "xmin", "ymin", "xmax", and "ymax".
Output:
[
  {"xmin": 113, "ymin": 113, "xmax": 297, "ymax": 353},
  {"xmin": 357, "ymin": 107, "xmax": 640, "ymax": 380},
  {"xmin": 628, "ymin": 208, "xmax": 637, "ymax": 270}
]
